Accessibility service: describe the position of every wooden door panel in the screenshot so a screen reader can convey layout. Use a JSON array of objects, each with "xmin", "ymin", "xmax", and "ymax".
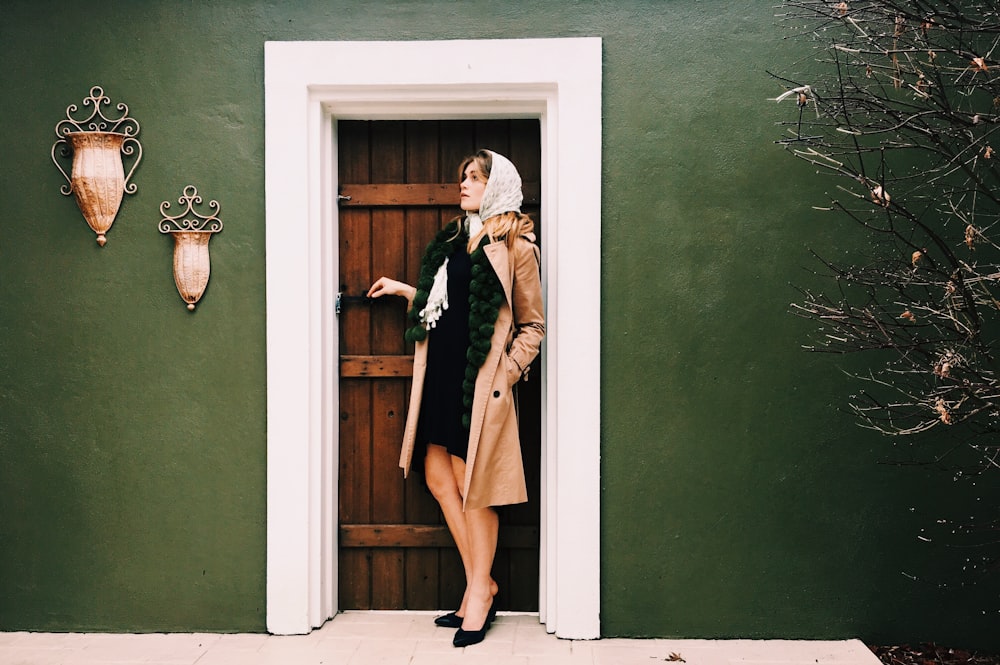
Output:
[
  {"xmin": 398, "ymin": 120, "xmax": 447, "ymax": 612},
  {"xmin": 338, "ymin": 119, "xmax": 541, "ymax": 611}
]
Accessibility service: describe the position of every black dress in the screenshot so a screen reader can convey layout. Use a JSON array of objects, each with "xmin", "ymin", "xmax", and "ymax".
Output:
[{"xmin": 415, "ymin": 249, "xmax": 472, "ymax": 463}]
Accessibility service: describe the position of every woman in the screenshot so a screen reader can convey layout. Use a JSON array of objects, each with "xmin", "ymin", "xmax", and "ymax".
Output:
[{"xmin": 367, "ymin": 149, "xmax": 544, "ymax": 647}]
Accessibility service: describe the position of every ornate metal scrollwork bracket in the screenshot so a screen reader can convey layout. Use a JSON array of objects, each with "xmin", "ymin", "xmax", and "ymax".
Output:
[
  {"xmin": 51, "ymin": 86, "xmax": 142, "ymax": 246},
  {"xmin": 159, "ymin": 186, "xmax": 224, "ymax": 311}
]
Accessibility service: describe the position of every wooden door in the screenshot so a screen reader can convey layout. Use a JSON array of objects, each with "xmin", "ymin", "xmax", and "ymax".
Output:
[{"xmin": 337, "ymin": 119, "xmax": 542, "ymax": 611}]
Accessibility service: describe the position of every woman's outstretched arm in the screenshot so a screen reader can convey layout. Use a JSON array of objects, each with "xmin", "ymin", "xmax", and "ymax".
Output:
[{"xmin": 368, "ymin": 277, "xmax": 417, "ymax": 307}]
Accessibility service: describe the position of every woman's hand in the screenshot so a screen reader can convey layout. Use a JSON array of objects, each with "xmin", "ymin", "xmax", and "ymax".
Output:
[{"xmin": 367, "ymin": 277, "xmax": 416, "ymax": 304}]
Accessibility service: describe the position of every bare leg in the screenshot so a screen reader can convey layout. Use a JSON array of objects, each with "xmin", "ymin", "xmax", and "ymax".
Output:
[
  {"xmin": 424, "ymin": 445, "xmax": 496, "ymax": 617},
  {"xmin": 452, "ymin": 455, "xmax": 499, "ymax": 631}
]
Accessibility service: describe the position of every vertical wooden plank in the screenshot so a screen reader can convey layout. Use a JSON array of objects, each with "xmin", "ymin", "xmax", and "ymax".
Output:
[
  {"xmin": 339, "ymin": 380, "xmax": 372, "ymax": 525},
  {"xmin": 337, "ymin": 123, "xmax": 372, "ymax": 513},
  {"xmin": 370, "ymin": 120, "xmax": 406, "ymax": 354},
  {"xmin": 370, "ymin": 205, "xmax": 405, "ymax": 354},
  {"xmin": 338, "ymin": 120, "xmax": 374, "ymax": 359},
  {"xmin": 403, "ymin": 120, "xmax": 448, "ymax": 610},
  {"xmin": 510, "ymin": 121, "xmax": 542, "ymax": 507},
  {"xmin": 338, "ymin": 120, "xmax": 373, "ymax": 531},
  {"xmin": 507, "ymin": 119, "xmax": 540, "ymax": 178},
  {"xmin": 368, "ymin": 121, "xmax": 407, "ymax": 608},
  {"xmin": 370, "ymin": 120, "xmax": 406, "ymax": 182},
  {"xmin": 369, "ymin": 123, "xmax": 405, "ymax": 515},
  {"xmin": 475, "ymin": 119, "xmax": 510, "ymax": 157},
  {"xmin": 430, "ymin": 121, "xmax": 477, "ymax": 612},
  {"xmin": 337, "ymin": 120, "xmax": 375, "ymax": 611},
  {"xmin": 338, "ymin": 121, "xmax": 373, "ymax": 356},
  {"xmin": 405, "ymin": 547, "xmax": 438, "ymax": 610},
  {"xmin": 499, "ymin": 122, "xmax": 542, "ymax": 613},
  {"xmin": 439, "ymin": 120, "xmax": 477, "ymax": 182},
  {"xmin": 371, "ymin": 549, "xmax": 406, "ymax": 608},
  {"xmin": 404, "ymin": 120, "xmax": 445, "ymax": 529},
  {"xmin": 508, "ymin": 549, "xmax": 539, "ymax": 611},
  {"xmin": 339, "ymin": 379, "xmax": 373, "ymax": 609},
  {"xmin": 506, "ymin": 105, "xmax": 542, "ymax": 532},
  {"xmin": 508, "ymin": 377, "xmax": 542, "ymax": 524},
  {"xmin": 439, "ymin": 548, "xmax": 466, "ymax": 613},
  {"xmin": 372, "ymin": 377, "xmax": 405, "ymax": 524},
  {"xmin": 492, "ymin": 545, "xmax": 511, "ymax": 611},
  {"xmin": 509, "ymin": 119, "xmax": 542, "ymax": 236},
  {"xmin": 339, "ymin": 549, "xmax": 371, "ymax": 609},
  {"xmin": 368, "ymin": 203, "xmax": 407, "ymax": 603}
]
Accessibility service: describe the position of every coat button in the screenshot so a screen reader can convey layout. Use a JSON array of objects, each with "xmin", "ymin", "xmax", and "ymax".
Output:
[{"xmin": 493, "ymin": 390, "xmax": 501, "ymax": 398}]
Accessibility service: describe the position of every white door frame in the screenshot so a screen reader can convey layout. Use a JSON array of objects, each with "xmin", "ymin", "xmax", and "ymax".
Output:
[{"xmin": 264, "ymin": 38, "xmax": 601, "ymax": 639}]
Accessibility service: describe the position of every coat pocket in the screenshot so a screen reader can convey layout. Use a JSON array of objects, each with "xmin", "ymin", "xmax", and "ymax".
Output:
[{"xmin": 503, "ymin": 352, "xmax": 523, "ymax": 388}]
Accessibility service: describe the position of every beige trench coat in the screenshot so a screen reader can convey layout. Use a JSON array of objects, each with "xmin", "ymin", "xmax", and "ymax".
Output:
[{"xmin": 399, "ymin": 234, "xmax": 545, "ymax": 510}]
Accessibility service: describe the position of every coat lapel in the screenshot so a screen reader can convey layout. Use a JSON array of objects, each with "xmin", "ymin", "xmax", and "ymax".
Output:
[{"xmin": 484, "ymin": 241, "xmax": 512, "ymax": 306}]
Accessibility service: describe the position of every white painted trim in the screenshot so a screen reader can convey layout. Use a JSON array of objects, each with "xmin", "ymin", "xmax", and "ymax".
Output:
[{"xmin": 265, "ymin": 38, "xmax": 601, "ymax": 639}]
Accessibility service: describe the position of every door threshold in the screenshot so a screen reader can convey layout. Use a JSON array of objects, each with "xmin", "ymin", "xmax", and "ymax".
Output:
[{"xmin": 335, "ymin": 609, "xmax": 541, "ymax": 618}]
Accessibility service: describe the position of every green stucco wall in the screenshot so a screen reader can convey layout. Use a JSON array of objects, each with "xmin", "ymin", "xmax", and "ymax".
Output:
[{"xmin": 2, "ymin": 0, "xmax": 997, "ymax": 647}]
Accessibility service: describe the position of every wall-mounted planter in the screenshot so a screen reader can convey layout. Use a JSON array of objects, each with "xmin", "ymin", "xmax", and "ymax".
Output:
[
  {"xmin": 51, "ymin": 86, "xmax": 141, "ymax": 247},
  {"xmin": 159, "ymin": 186, "xmax": 223, "ymax": 311}
]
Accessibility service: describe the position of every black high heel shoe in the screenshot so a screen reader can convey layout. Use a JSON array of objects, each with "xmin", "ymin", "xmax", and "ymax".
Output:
[
  {"xmin": 452, "ymin": 600, "xmax": 496, "ymax": 647},
  {"xmin": 453, "ymin": 625, "xmax": 487, "ymax": 647},
  {"xmin": 434, "ymin": 611, "xmax": 463, "ymax": 628},
  {"xmin": 486, "ymin": 601, "xmax": 498, "ymax": 627}
]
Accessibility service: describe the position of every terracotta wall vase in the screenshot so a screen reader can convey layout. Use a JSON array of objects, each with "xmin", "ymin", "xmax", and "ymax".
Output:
[
  {"xmin": 170, "ymin": 231, "xmax": 214, "ymax": 310},
  {"xmin": 51, "ymin": 87, "xmax": 141, "ymax": 246},
  {"xmin": 159, "ymin": 186, "xmax": 223, "ymax": 311}
]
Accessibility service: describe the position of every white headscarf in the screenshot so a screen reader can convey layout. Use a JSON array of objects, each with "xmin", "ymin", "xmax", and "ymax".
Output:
[
  {"xmin": 465, "ymin": 150, "xmax": 524, "ymax": 237},
  {"xmin": 419, "ymin": 150, "xmax": 523, "ymax": 330}
]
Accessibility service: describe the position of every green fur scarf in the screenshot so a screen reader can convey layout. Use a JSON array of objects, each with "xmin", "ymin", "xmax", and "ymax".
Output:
[{"xmin": 405, "ymin": 219, "xmax": 505, "ymax": 430}]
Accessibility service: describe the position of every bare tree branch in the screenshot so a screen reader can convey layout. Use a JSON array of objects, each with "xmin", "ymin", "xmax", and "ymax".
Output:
[{"xmin": 774, "ymin": 0, "xmax": 1000, "ymax": 573}]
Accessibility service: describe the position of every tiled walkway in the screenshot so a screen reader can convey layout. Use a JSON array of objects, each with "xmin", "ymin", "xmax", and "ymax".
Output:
[{"xmin": 1, "ymin": 612, "xmax": 883, "ymax": 665}]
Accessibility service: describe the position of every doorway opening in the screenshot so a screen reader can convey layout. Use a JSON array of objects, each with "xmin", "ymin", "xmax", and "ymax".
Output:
[
  {"xmin": 335, "ymin": 119, "xmax": 543, "ymax": 611},
  {"xmin": 264, "ymin": 37, "xmax": 601, "ymax": 638}
]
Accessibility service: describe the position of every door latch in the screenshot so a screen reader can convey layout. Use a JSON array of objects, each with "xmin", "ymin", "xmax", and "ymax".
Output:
[{"xmin": 335, "ymin": 292, "xmax": 371, "ymax": 315}]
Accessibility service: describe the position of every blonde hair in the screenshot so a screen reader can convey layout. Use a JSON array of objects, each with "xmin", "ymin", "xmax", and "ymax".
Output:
[{"xmin": 469, "ymin": 211, "xmax": 535, "ymax": 252}]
